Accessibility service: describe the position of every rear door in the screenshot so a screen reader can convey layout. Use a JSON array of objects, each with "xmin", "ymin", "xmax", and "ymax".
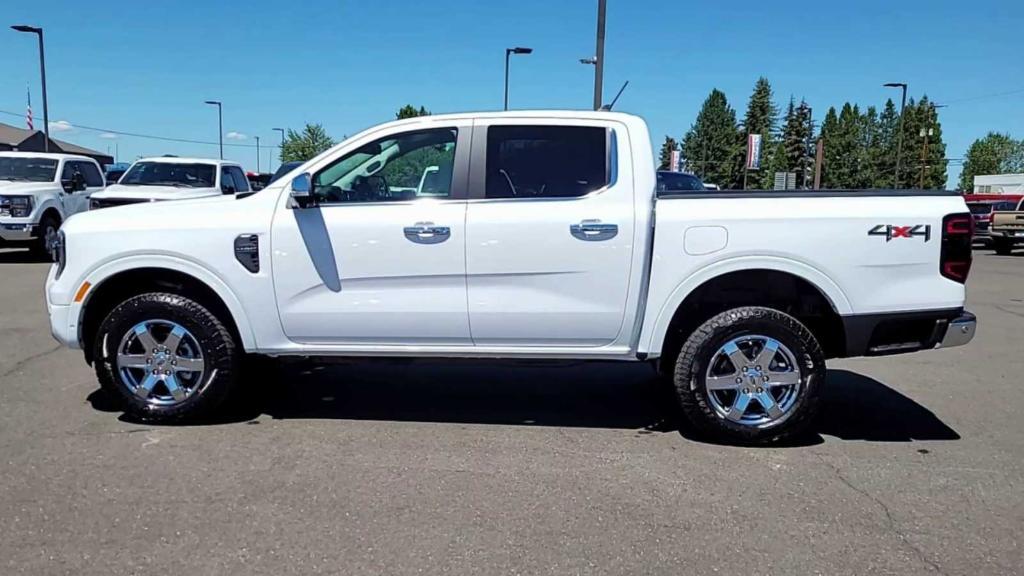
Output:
[{"xmin": 464, "ymin": 120, "xmax": 636, "ymax": 346}]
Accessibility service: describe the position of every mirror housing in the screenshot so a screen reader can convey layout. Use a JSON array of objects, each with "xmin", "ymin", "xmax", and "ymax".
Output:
[{"xmin": 289, "ymin": 173, "xmax": 314, "ymax": 208}]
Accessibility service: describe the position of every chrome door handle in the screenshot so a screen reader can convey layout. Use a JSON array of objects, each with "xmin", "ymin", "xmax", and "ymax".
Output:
[
  {"xmin": 570, "ymin": 219, "xmax": 618, "ymax": 241},
  {"xmin": 404, "ymin": 222, "xmax": 451, "ymax": 244}
]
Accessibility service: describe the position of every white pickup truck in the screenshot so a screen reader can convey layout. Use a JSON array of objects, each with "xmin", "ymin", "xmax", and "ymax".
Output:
[
  {"xmin": 1, "ymin": 152, "xmax": 105, "ymax": 255},
  {"xmin": 88, "ymin": 156, "xmax": 251, "ymax": 209},
  {"xmin": 45, "ymin": 111, "xmax": 976, "ymax": 444}
]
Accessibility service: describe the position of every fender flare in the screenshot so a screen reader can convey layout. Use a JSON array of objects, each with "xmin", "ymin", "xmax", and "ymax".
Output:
[
  {"xmin": 642, "ymin": 255, "xmax": 852, "ymax": 356},
  {"xmin": 75, "ymin": 254, "xmax": 257, "ymax": 350},
  {"xmin": 35, "ymin": 197, "xmax": 66, "ymax": 223}
]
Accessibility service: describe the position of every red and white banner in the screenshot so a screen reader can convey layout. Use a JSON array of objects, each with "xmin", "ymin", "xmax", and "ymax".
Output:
[{"xmin": 746, "ymin": 134, "xmax": 762, "ymax": 170}]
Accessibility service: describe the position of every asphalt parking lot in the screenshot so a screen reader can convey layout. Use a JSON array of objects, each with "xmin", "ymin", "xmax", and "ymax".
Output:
[{"xmin": 1, "ymin": 248, "xmax": 1021, "ymax": 575}]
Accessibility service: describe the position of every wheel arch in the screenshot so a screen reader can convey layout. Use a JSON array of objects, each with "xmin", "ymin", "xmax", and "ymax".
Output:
[
  {"xmin": 78, "ymin": 259, "xmax": 256, "ymax": 363},
  {"xmin": 646, "ymin": 258, "xmax": 851, "ymax": 367}
]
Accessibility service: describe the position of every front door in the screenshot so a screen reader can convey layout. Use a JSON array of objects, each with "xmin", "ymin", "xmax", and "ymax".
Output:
[
  {"xmin": 464, "ymin": 121, "xmax": 636, "ymax": 347},
  {"xmin": 271, "ymin": 123, "xmax": 472, "ymax": 345}
]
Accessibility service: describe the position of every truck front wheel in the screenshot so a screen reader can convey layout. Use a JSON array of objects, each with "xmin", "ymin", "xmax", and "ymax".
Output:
[
  {"xmin": 993, "ymin": 238, "xmax": 1013, "ymax": 256},
  {"xmin": 672, "ymin": 306, "xmax": 826, "ymax": 445},
  {"xmin": 93, "ymin": 292, "xmax": 239, "ymax": 422}
]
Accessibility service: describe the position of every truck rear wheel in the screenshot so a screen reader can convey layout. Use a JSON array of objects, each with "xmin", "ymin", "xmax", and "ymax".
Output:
[
  {"xmin": 993, "ymin": 238, "xmax": 1013, "ymax": 256},
  {"xmin": 672, "ymin": 306, "xmax": 825, "ymax": 445},
  {"xmin": 93, "ymin": 292, "xmax": 239, "ymax": 422}
]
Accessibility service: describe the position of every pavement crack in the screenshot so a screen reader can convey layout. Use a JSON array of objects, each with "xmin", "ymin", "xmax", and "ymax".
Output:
[
  {"xmin": 994, "ymin": 305, "xmax": 1024, "ymax": 319},
  {"xmin": 815, "ymin": 454, "xmax": 947, "ymax": 576},
  {"xmin": 0, "ymin": 344, "xmax": 63, "ymax": 380}
]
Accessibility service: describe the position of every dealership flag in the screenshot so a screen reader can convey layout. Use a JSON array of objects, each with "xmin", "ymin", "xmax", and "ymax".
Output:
[
  {"xmin": 26, "ymin": 85, "xmax": 33, "ymax": 131},
  {"xmin": 746, "ymin": 134, "xmax": 762, "ymax": 170}
]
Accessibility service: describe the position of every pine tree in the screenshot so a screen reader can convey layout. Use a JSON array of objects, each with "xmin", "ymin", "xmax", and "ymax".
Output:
[
  {"xmin": 396, "ymin": 105, "xmax": 430, "ymax": 119},
  {"xmin": 738, "ymin": 77, "xmax": 779, "ymax": 189},
  {"xmin": 681, "ymin": 89, "xmax": 740, "ymax": 188},
  {"xmin": 658, "ymin": 136, "xmax": 678, "ymax": 170},
  {"xmin": 781, "ymin": 98, "xmax": 813, "ymax": 186},
  {"xmin": 874, "ymin": 99, "xmax": 900, "ymax": 188},
  {"xmin": 280, "ymin": 123, "xmax": 336, "ymax": 162},
  {"xmin": 901, "ymin": 97, "xmax": 948, "ymax": 189}
]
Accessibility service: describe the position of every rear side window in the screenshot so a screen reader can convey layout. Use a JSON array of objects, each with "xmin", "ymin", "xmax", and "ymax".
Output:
[
  {"xmin": 485, "ymin": 125, "xmax": 609, "ymax": 199},
  {"xmin": 228, "ymin": 166, "xmax": 250, "ymax": 193},
  {"xmin": 220, "ymin": 168, "xmax": 237, "ymax": 194},
  {"xmin": 657, "ymin": 172, "xmax": 705, "ymax": 192},
  {"xmin": 76, "ymin": 162, "xmax": 104, "ymax": 187}
]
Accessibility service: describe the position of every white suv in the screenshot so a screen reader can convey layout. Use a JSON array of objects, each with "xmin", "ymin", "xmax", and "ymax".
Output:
[
  {"xmin": 89, "ymin": 157, "xmax": 250, "ymax": 209},
  {"xmin": 0, "ymin": 152, "xmax": 105, "ymax": 255}
]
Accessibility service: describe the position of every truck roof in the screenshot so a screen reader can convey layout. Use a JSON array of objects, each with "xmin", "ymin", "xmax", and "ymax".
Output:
[
  {"xmin": 133, "ymin": 156, "xmax": 240, "ymax": 166},
  {"xmin": 386, "ymin": 109, "xmax": 641, "ymax": 125},
  {"xmin": 0, "ymin": 151, "xmax": 99, "ymax": 163}
]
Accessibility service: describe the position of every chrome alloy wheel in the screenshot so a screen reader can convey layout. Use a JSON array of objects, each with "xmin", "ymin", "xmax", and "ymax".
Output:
[
  {"xmin": 116, "ymin": 320, "xmax": 207, "ymax": 406},
  {"xmin": 704, "ymin": 335, "xmax": 802, "ymax": 427}
]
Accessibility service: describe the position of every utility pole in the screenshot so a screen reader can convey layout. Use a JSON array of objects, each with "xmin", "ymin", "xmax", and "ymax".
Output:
[
  {"xmin": 884, "ymin": 82, "xmax": 908, "ymax": 189},
  {"xmin": 919, "ymin": 127, "xmax": 932, "ymax": 189},
  {"xmin": 593, "ymin": 0, "xmax": 606, "ymax": 110},
  {"xmin": 813, "ymin": 139, "xmax": 824, "ymax": 189},
  {"xmin": 205, "ymin": 100, "xmax": 223, "ymax": 159},
  {"xmin": 255, "ymin": 136, "xmax": 261, "ymax": 173}
]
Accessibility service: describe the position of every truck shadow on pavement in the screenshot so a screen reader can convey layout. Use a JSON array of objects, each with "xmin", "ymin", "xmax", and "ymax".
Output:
[
  {"xmin": 0, "ymin": 248, "xmax": 48, "ymax": 263},
  {"xmin": 88, "ymin": 362, "xmax": 960, "ymax": 446}
]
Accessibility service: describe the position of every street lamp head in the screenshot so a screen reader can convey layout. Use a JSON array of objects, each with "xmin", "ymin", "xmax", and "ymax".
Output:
[
  {"xmin": 883, "ymin": 82, "xmax": 907, "ymax": 88},
  {"xmin": 11, "ymin": 25, "xmax": 41, "ymax": 33},
  {"xmin": 509, "ymin": 47, "xmax": 533, "ymax": 55},
  {"xmin": 204, "ymin": 100, "xmax": 221, "ymax": 106},
  {"xmin": 580, "ymin": 57, "xmax": 597, "ymax": 65}
]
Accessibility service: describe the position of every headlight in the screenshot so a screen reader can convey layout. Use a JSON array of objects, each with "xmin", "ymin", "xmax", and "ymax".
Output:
[
  {"xmin": 52, "ymin": 230, "xmax": 66, "ymax": 277},
  {"xmin": 1, "ymin": 195, "xmax": 34, "ymax": 218}
]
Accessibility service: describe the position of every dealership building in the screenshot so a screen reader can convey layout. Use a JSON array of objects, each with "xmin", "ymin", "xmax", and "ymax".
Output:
[
  {"xmin": 974, "ymin": 173, "xmax": 1024, "ymax": 194},
  {"xmin": 0, "ymin": 122, "xmax": 113, "ymax": 167}
]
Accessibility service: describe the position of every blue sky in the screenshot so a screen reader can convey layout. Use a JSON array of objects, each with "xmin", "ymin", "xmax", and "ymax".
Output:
[{"xmin": 2, "ymin": 0, "xmax": 1022, "ymax": 186}]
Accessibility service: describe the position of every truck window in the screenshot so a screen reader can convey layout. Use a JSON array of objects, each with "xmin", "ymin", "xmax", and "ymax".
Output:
[
  {"xmin": 485, "ymin": 125, "xmax": 609, "ymax": 199},
  {"xmin": 228, "ymin": 166, "xmax": 250, "ymax": 193},
  {"xmin": 75, "ymin": 161, "xmax": 104, "ymax": 187},
  {"xmin": 220, "ymin": 168, "xmax": 237, "ymax": 194},
  {"xmin": 313, "ymin": 128, "xmax": 457, "ymax": 204}
]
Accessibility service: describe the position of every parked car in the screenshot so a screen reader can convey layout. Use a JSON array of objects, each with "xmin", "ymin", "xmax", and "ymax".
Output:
[
  {"xmin": 656, "ymin": 170, "xmax": 706, "ymax": 193},
  {"xmin": 967, "ymin": 200, "xmax": 1018, "ymax": 245},
  {"xmin": 990, "ymin": 196, "xmax": 1024, "ymax": 255},
  {"xmin": 103, "ymin": 162, "xmax": 131, "ymax": 185},
  {"xmin": 268, "ymin": 160, "xmax": 303, "ymax": 185},
  {"xmin": 45, "ymin": 111, "xmax": 976, "ymax": 444},
  {"xmin": 0, "ymin": 152, "xmax": 105, "ymax": 255},
  {"xmin": 88, "ymin": 157, "xmax": 251, "ymax": 210}
]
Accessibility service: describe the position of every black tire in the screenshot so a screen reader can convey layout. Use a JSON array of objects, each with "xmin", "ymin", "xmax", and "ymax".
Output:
[
  {"xmin": 31, "ymin": 213, "xmax": 60, "ymax": 259},
  {"xmin": 93, "ymin": 292, "xmax": 238, "ymax": 422},
  {"xmin": 672, "ymin": 306, "xmax": 826, "ymax": 445},
  {"xmin": 994, "ymin": 239, "xmax": 1013, "ymax": 256}
]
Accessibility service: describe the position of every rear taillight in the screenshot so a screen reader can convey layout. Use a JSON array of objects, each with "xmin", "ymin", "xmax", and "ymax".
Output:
[{"xmin": 941, "ymin": 213, "xmax": 973, "ymax": 283}]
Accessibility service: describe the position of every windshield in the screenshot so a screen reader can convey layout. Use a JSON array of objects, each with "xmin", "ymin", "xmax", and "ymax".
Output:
[
  {"xmin": 0, "ymin": 157, "xmax": 58, "ymax": 182},
  {"xmin": 657, "ymin": 171, "xmax": 706, "ymax": 192},
  {"xmin": 269, "ymin": 161, "xmax": 303, "ymax": 184},
  {"xmin": 968, "ymin": 203, "xmax": 993, "ymax": 215},
  {"xmin": 119, "ymin": 161, "xmax": 216, "ymax": 188}
]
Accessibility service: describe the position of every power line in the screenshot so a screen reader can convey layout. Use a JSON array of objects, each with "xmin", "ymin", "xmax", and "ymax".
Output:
[
  {"xmin": 941, "ymin": 88, "xmax": 1024, "ymax": 106},
  {"xmin": 0, "ymin": 109, "xmax": 279, "ymax": 149}
]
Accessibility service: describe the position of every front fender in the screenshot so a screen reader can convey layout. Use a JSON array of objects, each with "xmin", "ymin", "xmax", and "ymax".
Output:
[
  {"xmin": 71, "ymin": 255, "xmax": 257, "ymax": 350},
  {"xmin": 639, "ymin": 255, "xmax": 852, "ymax": 357}
]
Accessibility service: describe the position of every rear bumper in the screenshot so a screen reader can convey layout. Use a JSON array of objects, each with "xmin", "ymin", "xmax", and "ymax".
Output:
[{"xmin": 842, "ymin": 308, "xmax": 976, "ymax": 357}]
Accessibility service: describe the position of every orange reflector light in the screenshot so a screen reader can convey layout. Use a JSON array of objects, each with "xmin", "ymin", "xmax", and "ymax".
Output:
[{"xmin": 73, "ymin": 282, "xmax": 91, "ymax": 303}]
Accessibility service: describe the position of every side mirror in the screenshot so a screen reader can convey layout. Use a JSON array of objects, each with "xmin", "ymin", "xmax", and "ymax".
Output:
[
  {"xmin": 61, "ymin": 179, "xmax": 75, "ymax": 194},
  {"xmin": 289, "ymin": 173, "xmax": 314, "ymax": 208}
]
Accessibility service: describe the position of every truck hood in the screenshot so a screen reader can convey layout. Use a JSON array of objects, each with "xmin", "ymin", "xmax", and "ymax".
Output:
[
  {"xmin": 92, "ymin": 184, "xmax": 221, "ymax": 201},
  {"xmin": 0, "ymin": 181, "xmax": 57, "ymax": 195}
]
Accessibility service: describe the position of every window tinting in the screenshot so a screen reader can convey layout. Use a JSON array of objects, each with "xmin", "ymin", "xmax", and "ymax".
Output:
[
  {"xmin": 121, "ymin": 162, "xmax": 216, "ymax": 188},
  {"xmin": 220, "ymin": 167, "xmax": 237, "ymax": 194},
  {"xmin": 313, "ymin": 128, "xmax": 457, "ymax": 204},
  {"xmin": 485, "ymin": 126, "xmax": 608, "ymax": 199},
  {"xmin": 657, "ymin": 172, "xmax": 705, "ymax": 192},
  {"xmin": 228, "ymin": 166, "xmax": 250, "ymax": 193},
  {"xmin": 77, "ymin": 162, "xmax": 104, "ymax": 187}
]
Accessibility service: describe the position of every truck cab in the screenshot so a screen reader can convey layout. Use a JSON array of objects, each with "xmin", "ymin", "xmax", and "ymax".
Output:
[
  {"xmin": 88, "ymin": 157, "xmax": 251, "ymax": 210},
  {"xmin": 0, "ymin": 152, "xmax": 105, "ymax": 255}
]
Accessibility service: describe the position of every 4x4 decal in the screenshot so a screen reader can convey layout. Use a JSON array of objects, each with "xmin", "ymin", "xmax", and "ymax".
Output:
[{"xmin": 868, "ymin": 224, "xmax": 931, "ymax": 242}]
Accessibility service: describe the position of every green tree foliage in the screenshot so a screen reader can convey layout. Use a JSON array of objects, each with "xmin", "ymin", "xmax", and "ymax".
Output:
[
  {"xmin": 681, "ymin": 89, "xmax": 740, "ymax": 188},
  {"xmin": 739, "ymin": 77, "xmax": 780, "ymax": 189},
  {"xmin": 818, "ymin": 107, "xmax": 840, "ymax": 187},
  {"xmin": 280, "ymin": 123, "xmax": 336, "ymax": 162},
  {"xmin": 780, "ymin": 98, "xmax": 813, "ymax": 186},
  {"xmin": 396, "ymin": 105, "xmax": 431, "ymax": 119},
  {"xmin": 873, "ymin": 99, "xmax": 900, "ymax": 188},
  {"xmin": 899, "ymin": 97, "xmax": 947, "ymax": 189},
  {"xmin": 958, "ymin": 133, "xmax": 1024, "ymax": 190},
  {"xmin": 658, "ymin": 136, "xmax": 678, "ymax": 170}
]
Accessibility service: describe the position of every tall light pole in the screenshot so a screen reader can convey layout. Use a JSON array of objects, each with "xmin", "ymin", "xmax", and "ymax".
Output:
[
  {"xmin": 884, "ymin": 82, "xmax": 908, "ymax": 189},
  {"xmin": 255, "ymin": 136, "xmax": 260, "ymax": 173},
  {"xmin": 273, "ymin": 127, "xmax": 285, "ymax": 171},
  {"xmin": 204, "ymin": 100, "xmax": 223, "ymax": 159},
  {"xmin": 12, "ymin": 25, "xmax": 49, "ymax": 151},
  {"xmin": 592, "ymin": 0, "xmax": 607, "ymax": 110},
  {"xmin": 504, "ymin": 47, "xmax": 533, "ymax": 111}
]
